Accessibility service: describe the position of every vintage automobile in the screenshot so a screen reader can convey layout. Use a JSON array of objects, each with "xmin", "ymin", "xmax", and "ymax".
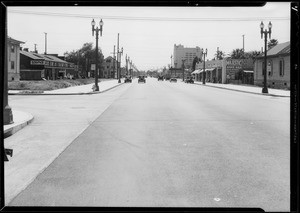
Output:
[
  {"xmin": 185, "ymin": 77, "xmax": 194, "ymax": 84},
  {"xmin": 124, "ymin": 76, "xmax": 132, "ymax": 83},
  {"xmin": 170, "ymin": 78, "xmax": 177, "ymax": 83},
  {"xmin": 138, "ymin": 76, "xmax": 146, "ymax": 83},
  {"xmin": 158, "ymin": 76, "xmax": 164, "ymax": 81}
]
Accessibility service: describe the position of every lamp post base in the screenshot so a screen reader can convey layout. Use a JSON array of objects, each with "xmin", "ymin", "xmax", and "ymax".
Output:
[
  {"xmin": 4, "ymin": 106, "xmax": 14, "ymax": 125},
  {"xmin": 262, "ymin": 87, "xmax": 268, "ymax": 93}
]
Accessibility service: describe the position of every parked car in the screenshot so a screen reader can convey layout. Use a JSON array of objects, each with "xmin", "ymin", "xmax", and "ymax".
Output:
[
  {"xmin": 138, "ymin": 76, "xmax": 146, "ymax": 83},
  {"xmin": 158, "ymin": 76, "xmax": 164, "ymax": 81},
  {"xmin": 170, "ymin": 78, "xmax": 177, "ymax": 82},
  {"xmin": 185, "ymin": 77, "xmax": 194, "ymax": 84},
  {"xmin": 124, "ymin": 76, "xmax": 132, "ymax": 83},
  {"xmin": 165, "ymin": 76, "xmax": 171, "ymax": 80}
]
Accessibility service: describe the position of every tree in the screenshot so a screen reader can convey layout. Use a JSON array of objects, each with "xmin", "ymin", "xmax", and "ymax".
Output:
[
  {"xmin": 64, "ymin": 42, "xmax": 104, "ymax": 77},
  {"xmin": 192, "ymin": 56, "xmax": 200, "ymax": 71},
  {"xmin": 243, "ymin": 50, "xmax": 262, "ymax": 60},
  {"xmin": 268, "ymin": 39, "xmax": 278, "ymax": 50},
  {"xmin": 230, "ymin": 48, "xmax": 245, "ymax": 59},
  {"xmin": 214, "ymin": 50, "xmax": 225, "ymax": 60}
]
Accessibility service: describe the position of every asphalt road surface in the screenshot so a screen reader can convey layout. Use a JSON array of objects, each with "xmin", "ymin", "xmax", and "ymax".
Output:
[{"xmin": 8, "ymin": 78, "xmax": 290, "ymax": 211}]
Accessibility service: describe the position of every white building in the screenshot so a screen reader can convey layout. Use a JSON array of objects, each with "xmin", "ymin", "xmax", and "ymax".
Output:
[
  {"xmin": 7, "ymin": 37, "xmax": 24, "ymax": 81},
  {"xmin": 173, "ymin": 44, "xmax": 202, "ymax": 69}
]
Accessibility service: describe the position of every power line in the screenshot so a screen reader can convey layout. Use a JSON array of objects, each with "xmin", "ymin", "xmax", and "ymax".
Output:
[{"xmin": 8, "ymin": 9, "xmax": 290, "ymax": 21}]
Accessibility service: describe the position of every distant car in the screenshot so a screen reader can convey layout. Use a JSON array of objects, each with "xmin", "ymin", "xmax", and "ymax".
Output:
[
  {"xmin": 138, "ymin": 76, "xmax": 146, "ymax": 83},
  {"xmin": 170, "ymin": 78, "xmax": 177, "ymax": 82},
  {"xmin": 185, "ymin": 77, "xmax": 194, "ymax": 84},
  {"xmin": 165, "ymin": 76, "xmax": 170, "ymax": 80},
  {"xmin": 158, "ymin": 76, "xmax": 164, "ymax": 81},
  {"xmin": 124, "ymin": 76, "xmax": 132, "ymax": 83}
]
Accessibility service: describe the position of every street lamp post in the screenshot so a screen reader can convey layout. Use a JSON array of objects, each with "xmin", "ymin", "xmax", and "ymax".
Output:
[
  {"xmin": 118, "ymin": 47, "xmax": 123, "ymax": 83},
  {"xmin": 91, "ymin": 18, "xmax": 103, "ymax": 91},
  {"xmin": 260, "ymin": 21, "xmax": 272, "ymax": 94},
  {"xmin": 44, "ymin": 32, "xmax": 47, "ymax": 54},
  {"xmin": 202, "ymin": 48, "xmax": 208, "ymax": 84},
  {"xmin": 182, "ymin": 59, "xmax": 185, "ymax": 81}
]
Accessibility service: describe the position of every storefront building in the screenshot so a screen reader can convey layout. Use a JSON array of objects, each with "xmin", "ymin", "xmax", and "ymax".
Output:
[
  {"xmin": 254, "ymin": 41, "xmax": 290, "ymax": 89},
  {"xmin": 193, "ymin": 58, "xmax": 254, "ymax": 84},
  {"xmin": 20, "ymin": 50, "xmax": 75, "ymax": 80}
]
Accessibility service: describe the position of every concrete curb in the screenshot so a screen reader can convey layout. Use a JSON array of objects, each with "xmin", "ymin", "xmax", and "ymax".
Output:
[
  {"xmin": 4, "ymin": 112, "xmax": 34, "ymax": 138},
  {"xmin": 193, "ymin": 82, "xmax": 290, "ymax": 98},
  {"xmin": 8, "ymin": 82, "xmax": 125, "ymax": 96}
]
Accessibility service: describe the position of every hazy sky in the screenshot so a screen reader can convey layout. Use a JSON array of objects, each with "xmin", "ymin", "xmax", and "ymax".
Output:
[{"xmin": 7, "ymin": 3, "xmax": 290, "ymax": 71}]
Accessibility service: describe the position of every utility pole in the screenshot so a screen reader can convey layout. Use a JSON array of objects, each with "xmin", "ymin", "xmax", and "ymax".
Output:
[
  {"xmin": 242, "ymin": 34, "xmax": 245, "ymax": 53},
  {"xmin": 110, "ymin": 45, "xmax": 116, "ymax": 78},
  {"xmin": 117, "ymin": 33, "xmax": 120, "ymax": 83},
  {"xmin": 182, "ymin": 59, "xmax": 185, "ymax": 81},
  {"xmin": 125, "ymin": 54, "xmax": 128, "ymax": 75},
  {"xmin": 44, "ymin": 32, "xmax": 47, "ymax": 54}
]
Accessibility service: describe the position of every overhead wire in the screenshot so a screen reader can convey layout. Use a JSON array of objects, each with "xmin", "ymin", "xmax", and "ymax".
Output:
[{"xmin": 8, "ymin": 9, "xmax": 290, "ymax": 22}]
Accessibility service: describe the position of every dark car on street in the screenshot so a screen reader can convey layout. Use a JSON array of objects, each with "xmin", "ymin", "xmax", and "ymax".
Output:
[
  {"xmin": 185, "ymin": 77, "xmax": 194, "ymax": 84},
  {"xmin": 124, "ymin": 76, "xmax": 132, "ymax": 83},
  {"xmin": 170, "ymin": 78, "xmax": 177, "ymax": 83},
  {"xmin": 158, "ymin": 76, "xmax": 164, "ymax": 81},
  {"xmin": 138, "ymin": 76, "xmax": 146, "ymax": 83}
]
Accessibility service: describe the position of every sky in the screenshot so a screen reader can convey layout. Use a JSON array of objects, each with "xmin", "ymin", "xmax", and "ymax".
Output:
[{"xmin": 7, "ymin": 3, "xmax": 291, "ymax": 71}]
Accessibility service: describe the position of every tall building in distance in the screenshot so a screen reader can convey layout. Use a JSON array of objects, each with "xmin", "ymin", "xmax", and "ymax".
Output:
[{"xmin": 173, "ymin": 44, "xmax": 202, "ymax": 69}]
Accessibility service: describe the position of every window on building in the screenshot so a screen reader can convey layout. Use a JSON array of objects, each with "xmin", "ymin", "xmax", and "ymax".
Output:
[
  {"xmin": 11, "ymin": 45, "xmax": 15, "ymax": 53},
  {"xmin": 268, "ymin": 60, "xmax": 273, "ymax": 76},
  {"xmin": 11, "ymin": 61, "xmax": 15, "ymax": 69},
  {"xmin": 279, "ymin": 59, "xmax": 285, "ymax": 76}
]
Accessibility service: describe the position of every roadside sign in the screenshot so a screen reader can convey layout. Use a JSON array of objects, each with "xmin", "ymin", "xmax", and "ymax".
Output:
[{"xmin": 91, "ymin": 64, "xmax": 95, "ymax": 71}]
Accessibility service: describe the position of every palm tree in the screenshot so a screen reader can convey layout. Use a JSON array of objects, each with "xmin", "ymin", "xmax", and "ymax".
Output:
[
  {"xmin": 230, "ymin": 48, "xmax": 245, "ymax": 59},
  {"xmin": 214, "ymin": 50, "xmax": 225, "ymax": 60},
  {"xmin": 268, "ymin": 39, "xmax": 278, "ymax": 50}
]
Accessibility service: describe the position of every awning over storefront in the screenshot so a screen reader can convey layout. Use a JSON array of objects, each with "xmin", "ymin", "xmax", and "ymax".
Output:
[
  {"xmin": 191, "ymin": 69, "xmax": 201, "ymax": 74},
  {"xmin": 195, "ymin": 68, "xmax": 216, "ymax": 73},
  {"xmin": 203, "ymin": 68, "xmax": 216, "ymax": 72}
]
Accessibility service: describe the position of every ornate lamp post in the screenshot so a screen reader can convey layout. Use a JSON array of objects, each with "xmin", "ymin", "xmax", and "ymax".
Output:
[
  {"xmin": 91, "ymin": 18, "xmax": 103, "ymax": 91},
  {"xmin": 260, "ymin": 21, "xmax": 272, "ymax": 93},
  {"xmin": 118, "ymin": 47, "xmax": 123, "ymax": 83},
  {"xmin": 202, "ymin": 48, "xmax": 208, "ymax": 84}
]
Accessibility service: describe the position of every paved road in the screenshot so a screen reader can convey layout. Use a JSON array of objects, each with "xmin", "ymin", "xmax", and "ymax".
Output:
[{"xmin": 8, "ymin": 78, "xmax": 290, "ymax": 211}]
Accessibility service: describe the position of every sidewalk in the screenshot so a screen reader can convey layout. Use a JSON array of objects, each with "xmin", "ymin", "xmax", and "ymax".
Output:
[
  {"xmin": 4, "ymin": 79, "xmax": 124, "ymax": 138},
  {"xmin": 194, "ymin": 81, "xmax": 290, "ymax": 97},
  {"xmin": 8, "ymin": 78, "xmax": 124, "ymax": 95}
]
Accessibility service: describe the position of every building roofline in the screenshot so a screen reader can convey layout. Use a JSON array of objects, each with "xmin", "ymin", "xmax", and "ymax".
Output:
[{"xmin": 8, "ymin": 36, "xmax": 25, "ymax": 44}]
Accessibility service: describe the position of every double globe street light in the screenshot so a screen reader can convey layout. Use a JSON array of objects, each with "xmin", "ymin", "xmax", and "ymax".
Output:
[
  {"xmin": 202, "ymin": 48, "xmax": 208, "ymax": 84},
  {"xmin": 91, "ymin": 18, "xmax": 103, "ymax": 91},
  {"xmin": 260, "ymin": 21, "xmax": 272, "ymax": 94}
]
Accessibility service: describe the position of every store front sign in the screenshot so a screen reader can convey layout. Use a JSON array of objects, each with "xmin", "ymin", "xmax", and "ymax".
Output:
[{"xmin": 31, "ymin": 60, "xmax": 45, "ymax": 65}]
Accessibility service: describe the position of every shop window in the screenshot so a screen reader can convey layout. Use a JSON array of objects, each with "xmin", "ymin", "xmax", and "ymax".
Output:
[
  {"xmin": 279, "ymin": 59, "xmax": 285, "ymax": 76},
  {"xmin": 11, "ymin": 45, "xmax": 15, "ymax": 53},
  {"xmin": 11, "ymin": 61, "xmax": 15, "ymax": 69}
]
